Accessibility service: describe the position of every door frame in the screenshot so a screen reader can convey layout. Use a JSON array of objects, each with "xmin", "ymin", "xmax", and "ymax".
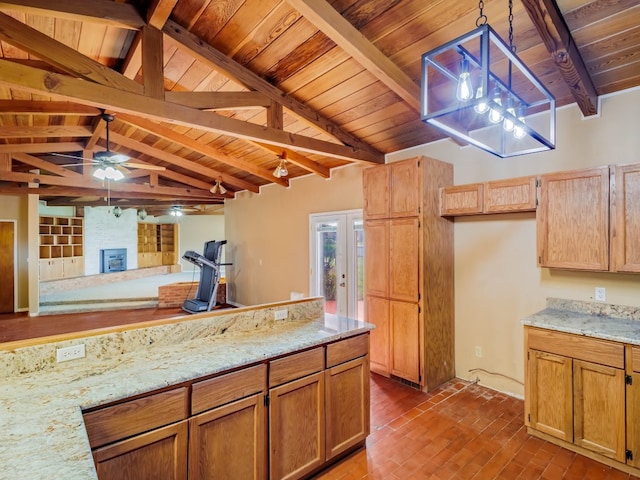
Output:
[
  {"xmin": 308, "ymin": 209, "xmax": 363, "ymax": 319},
  {"xmin": 0, "ymin": 219, "xmax": 17, "ymax": 313}
]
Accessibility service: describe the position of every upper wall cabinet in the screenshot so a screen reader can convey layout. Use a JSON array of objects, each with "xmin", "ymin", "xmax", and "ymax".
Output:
[
  {"xmin": 363, "ymin": 158, "xmax": 421, "ymax": 219},
  {"xmin": 537, "ymin": 167, "xmax": 610, "ymax": 271},
  {"xmin": 612, "ymin": 163, "xmax": 640, "ymax": 273},
  {"xmin": 440, "ymin": 176, "xmax": 537, "ymax": 216}
]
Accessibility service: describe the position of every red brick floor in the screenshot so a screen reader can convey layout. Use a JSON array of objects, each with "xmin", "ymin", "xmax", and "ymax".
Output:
[{"xmin": 314, "ymin": 374, "xmax": 640, "ymax": 480}]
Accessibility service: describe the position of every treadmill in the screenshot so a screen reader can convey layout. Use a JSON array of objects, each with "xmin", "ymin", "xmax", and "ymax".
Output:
[{"xmin": 181, "ymin": 240, "xmax": 227, "ymax": 314}]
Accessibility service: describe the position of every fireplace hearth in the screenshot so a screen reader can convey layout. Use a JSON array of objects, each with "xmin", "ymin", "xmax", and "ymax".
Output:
[{"xmin": 100, "ymin": 248, "xmax": 127, "ymax": 273}]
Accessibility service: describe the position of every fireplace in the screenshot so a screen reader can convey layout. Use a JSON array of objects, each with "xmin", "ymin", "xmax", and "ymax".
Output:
[{"xmin": 100, "ymin": 248, "xmax": 127, "ymax": 273}]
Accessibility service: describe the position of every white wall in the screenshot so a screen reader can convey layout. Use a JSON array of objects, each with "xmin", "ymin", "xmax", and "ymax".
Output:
[{"xmin": 84, "ymin": 207, "xmax": 139, "ymax": 274}]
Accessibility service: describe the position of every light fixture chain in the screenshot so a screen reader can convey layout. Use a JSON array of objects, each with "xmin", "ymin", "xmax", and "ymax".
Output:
[
  {"xmin": 476, "ymin": 0, "xmax": 487, "ymax": 26},
  {"xmin": 508, "ymin": 0, "xmax": 516, "ymax": 53}
]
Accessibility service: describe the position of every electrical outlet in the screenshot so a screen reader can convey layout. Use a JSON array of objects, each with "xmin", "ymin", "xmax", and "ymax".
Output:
[
  {"xmin": 475, "ymin": 346, "xmax": 482, "ymax": 358},
  {"xmin": 274, "ymin": 309, "xmax": 288, "ymax": 320},
  {"xmin": 56, "ymin": 344, "xmax": 86, "ymax": 362},
  {"xmin": 595, "ymin": 287, "xmax": 606, "ymax": 302}
]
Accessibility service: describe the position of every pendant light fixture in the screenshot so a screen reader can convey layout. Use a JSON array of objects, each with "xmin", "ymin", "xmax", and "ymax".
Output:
[
  {"xmin": 273, "ymin": 152, "xmax": 288, "ymax": 178},
  {"xmin": 421, "ymin": 0, "xmax": 555, "ymax": 157}
]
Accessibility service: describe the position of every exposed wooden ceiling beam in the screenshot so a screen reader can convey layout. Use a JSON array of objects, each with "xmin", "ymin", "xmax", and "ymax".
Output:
[
  {"xmin": 0, "ymin": 60, "xmax": 383, "ymax": 163},
  {"xmin": 0, "ymin": 12, "xmax": 143, "ymax": 94},
  {"xmin": 0, "ymin": 0, "xmax": 145, "ymax": 29},
  {"xmin": 521, "ymin": 0, "xmax": 598, "ymax": 116},
  {"xmin": 103, "ymin": 128, "xmax": 260, "ymax": 193},
  {"xmin": 285, "ymin": 0, "xmax": 421, "ymax": 112},
  {"xmin": 146, "ymin": 0, "xmax": 178, "ymax": 29},
  {"xmin": 11, "ymin": 152, "xmax": 83, "ymax": 178},
  {"xmin": 114, "ymin": 114, "xmax": 289, "ymax": 187},
  {"xmin": 1, "ymin": 170, "xmax": 215, "ymax": 199},
  {"xmin": 0, "ymin": 142, "xmax": 84, "ymax": 153},
  {"xmin": 162, "ymin": 20, "xmax": 383, "ymax": 162},
  {"xmin": 0, "ymin": 126, "xmax": 92, "ymax": 138},
  {"xmin": 165, "ymin": 91, "xmax": 272, "ymax": 110},
  {"xmin": 255, "ymin": 143, "xmax": 330, "ymax": 178},
  {"xmin": 0, "ymin": 100, "xmax": 100, "ymax": 115}
]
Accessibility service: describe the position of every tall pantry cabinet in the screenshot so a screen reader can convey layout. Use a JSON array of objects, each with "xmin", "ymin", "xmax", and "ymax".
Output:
[{"xmin": 363, "ymin": 156, "xmax": 454, "ymax": 391}]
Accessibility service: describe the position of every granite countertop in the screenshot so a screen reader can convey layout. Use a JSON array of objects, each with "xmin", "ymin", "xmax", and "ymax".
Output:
[
  {"xmin": 521, "ymin": 298, "xmax": 640, "ymax": 346},
  {"xmin": 0, "ymin": 300, "xmax": 372, "ymax": 480}
]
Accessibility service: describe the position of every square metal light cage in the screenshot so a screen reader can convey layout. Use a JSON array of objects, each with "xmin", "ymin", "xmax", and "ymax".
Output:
[{"xmin": 421, "ymin": 24, "xmax": 555, "ymax": 158}]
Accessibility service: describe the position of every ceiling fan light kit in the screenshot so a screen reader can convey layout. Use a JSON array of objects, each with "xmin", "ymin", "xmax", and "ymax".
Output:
[{"xmin": 420, "ymin": 0, "xmax": 555, "ymax": 158}]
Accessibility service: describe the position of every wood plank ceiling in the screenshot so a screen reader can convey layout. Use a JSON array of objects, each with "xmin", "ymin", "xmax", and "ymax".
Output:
[{"xmin": 0, "ymin": 0, "xmax": 637, "ymax": 215}]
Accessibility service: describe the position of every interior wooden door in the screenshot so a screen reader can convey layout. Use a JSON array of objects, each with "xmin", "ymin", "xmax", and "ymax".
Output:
[
  {"xmin": 0, "ymin": 221, "xmax": 15, "ymax": 313},
  {"xmin": 527, "ymin": 350, "xmax": 573, "ymax": 442},
  {"xmin": 573, "ymin": 359, "xmax": 626, "ymax": 462}
]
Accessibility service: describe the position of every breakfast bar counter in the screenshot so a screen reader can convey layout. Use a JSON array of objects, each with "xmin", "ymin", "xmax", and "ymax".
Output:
[{"xmin": 0, "ymin": 298, "xmax": 372, "ymax": 479}]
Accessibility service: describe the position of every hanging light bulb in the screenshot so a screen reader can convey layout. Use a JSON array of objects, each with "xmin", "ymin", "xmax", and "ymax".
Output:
[
  {"xmin": 488, "ymin": 87, "xmax": 503, "ymax": 124},
  {"xmin": 474, "ymin": 83, "xmax": 489, "ymax": 114},
  {"xmin": 138, "ymin": 208, "xmax": 147, "ymax": 220},
  {"xmin": 503, "ymin": 99, "xmax": 516, "ymax": 132},
  {"xmin": 513, "ymin": 106, "xmax": 527, "ymax": 139},
  {"xmin": 455, "ymin": 57, "xmax": 473, "ymax": 102},
  {"xmin": 112, "ymin": 206, "xmax": 122, "ymax": 218},
  {"xmin": 273, "ymin": 152, "xmax": 288, "ymax": 178}
]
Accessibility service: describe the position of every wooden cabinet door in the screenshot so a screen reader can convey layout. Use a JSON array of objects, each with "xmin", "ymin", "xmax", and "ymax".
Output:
[
  {"xmin": 390, "ymin": 300, "xmax": 420, "ymax": 384},
  {"xmin": 612, "ymin": 163, "xmax": 640, "ymax": 272},
  {"xmin": 628, "ymin": 347, "xmax": 640, "ymax": 468},
  {"xmin": 325, "ymin": 356, "xmax": 370, "ymax": 460},
  {"xmin": 189, "ymin": 394, "xmax": 267, "ymax": 480},
  {"xmin": 527, "ymin": 350, "xmax": 573, "ymax": 442},
  {"xmin": 365, "ymin": 296, "xmax": 389, "ymax": 375},
  {"xmin": 440, "ymin": 183, "xmax": 484, "ymax": 216},
  {"xmin": 63, "ymin": 257, "xmax": 84, "ymax": 278},
  {"xmin": 364, "ymin": 220, "xmax": 388, "ymax": 297},
  {"xmin": 389, "ymin": 217, "xmax": 419, "ymax": 302},
  {"xmin": 484, "ymin": 176, "xmax": 537, "ymax": 213},
  {"xmin": 269, "ymin": 372, "xmax": 325, "ymax": 480},
  {"xmin": 39, "ymin": 258, "xmax": 64, "ymax": 281},
  {"xmin": 93, "ymin": 421, "xmax": 188, "ymax": 480},
  {"xmin": 573, "ymin": 359, "xmax": 626, "ymax": 462},
  {"xmin": 363, "ymin": 165, "xmax": 389, "ymax": 219},
  {"xmin": 537, "ymin": 167, "xmax": 610, "ymax": 270},
  {"xmin": 390, "ymin": 158, "xmax": 421, "ymax": 217}
]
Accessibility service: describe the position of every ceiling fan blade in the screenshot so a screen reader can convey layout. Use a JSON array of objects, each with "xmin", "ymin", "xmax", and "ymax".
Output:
[
  {"xmin": 50, "ymin": 152, "xmax": 95, "ymax": 163},
  {"xmin": 124, "ymin": 162, "xmax": 166, "ymax": 171}
]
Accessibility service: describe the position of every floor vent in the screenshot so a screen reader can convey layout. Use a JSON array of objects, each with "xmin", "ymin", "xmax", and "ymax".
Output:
[{"xmin": 390, "ymin": 375, "xmax": 421, "ymax": 390}]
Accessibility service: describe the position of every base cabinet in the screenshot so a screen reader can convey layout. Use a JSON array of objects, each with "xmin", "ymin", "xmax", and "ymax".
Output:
[
  {"xmin": 85, "ymin": 335, "xmax": 370, "ymax": 480},
  {"xmin": 525, "ymin": 327, "xmax": 637, "ymax": 474}
]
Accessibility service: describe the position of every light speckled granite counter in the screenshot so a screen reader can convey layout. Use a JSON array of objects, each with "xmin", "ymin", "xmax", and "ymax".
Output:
[
  {"xmin": 521, "ymin": 297, "xmax": 640, "ymax": 345},
  {"xmin": 0, "ymin": 298, "xmax": 372, "ymax": 479}
]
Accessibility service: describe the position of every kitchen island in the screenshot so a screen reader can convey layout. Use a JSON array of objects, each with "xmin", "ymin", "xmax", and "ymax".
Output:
[{"xmin": 0, "ymin": 298, "xmax": 372, "ymax": 479}]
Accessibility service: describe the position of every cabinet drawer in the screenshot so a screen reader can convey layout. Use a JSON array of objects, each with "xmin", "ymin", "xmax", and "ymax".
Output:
[
  {"xmin": 633, "ymin": 346, "xmax": 640, "ymax": 373},
  {"xmin": 84, "ymin": 387, "xmax": 188, "ymax": 449},
  {"xmin": 527, "ymin": 328, "xmax": 624, "ymax": 369},
  {"xmin": 269, "ymin": 347, "xmax": 324, "ymax": 387},
  {"xmin": 191, "ymin": 364, "xmax": 267, "ymax": 414},
  {"xmin": 326, "ymin": 334, "xmax": 369, "ymax": 368}
]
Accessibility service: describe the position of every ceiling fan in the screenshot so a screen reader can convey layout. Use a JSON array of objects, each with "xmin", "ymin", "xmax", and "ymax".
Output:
[{"xmin": 54, "ymin": 111, "xmax": 165, "ymax": 180}]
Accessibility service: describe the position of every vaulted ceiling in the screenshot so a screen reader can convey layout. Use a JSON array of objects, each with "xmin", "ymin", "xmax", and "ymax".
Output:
[{"xmin": 0, "ymin": 0, "xmax": 637, "ymax": 216}]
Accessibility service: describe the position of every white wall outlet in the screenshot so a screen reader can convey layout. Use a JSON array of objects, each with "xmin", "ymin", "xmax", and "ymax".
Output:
[
  {"xmin": 274, "ymin": 309, "xmax": 288, "ymax": 320},
  {"xmin": 56, "ymin": 344, "xmax": 86, "ymax": 362},
  {"xmin": 475, "ymin": 346, "xmax": 482, "ymax": 358},
  {"xmin": 595, "ymin": 287, "xmax": 606, "ymax": 302}
]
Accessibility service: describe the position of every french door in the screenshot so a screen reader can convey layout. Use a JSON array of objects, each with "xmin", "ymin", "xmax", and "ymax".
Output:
[{"xmin": 309, "ymin": 210, "xmax": 364, "ymax": 320}]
